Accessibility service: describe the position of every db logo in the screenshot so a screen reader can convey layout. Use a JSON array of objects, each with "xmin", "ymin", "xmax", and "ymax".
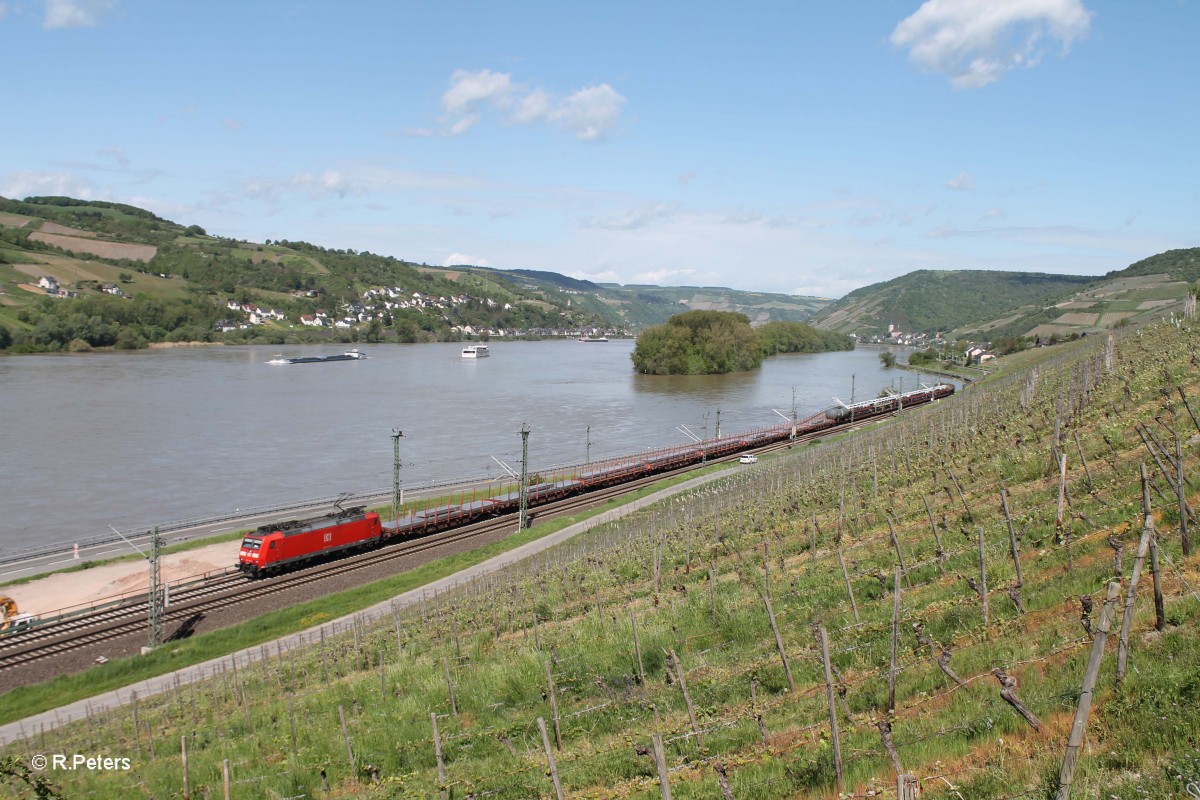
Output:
[{"xmin": 324, "ymin": 533, "xmax": 332, "ymax": 543}]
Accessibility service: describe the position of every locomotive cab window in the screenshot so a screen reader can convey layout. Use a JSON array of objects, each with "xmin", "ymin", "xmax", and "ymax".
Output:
[{"xmin": 241, "ymin": 538, "xmax": 262, "ymax": 551}]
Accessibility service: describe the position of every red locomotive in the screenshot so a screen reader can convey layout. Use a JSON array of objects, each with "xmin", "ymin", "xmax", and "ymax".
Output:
[{"xmin": 238, "ymin": 507, "xmax": 382, "ymax": 577}]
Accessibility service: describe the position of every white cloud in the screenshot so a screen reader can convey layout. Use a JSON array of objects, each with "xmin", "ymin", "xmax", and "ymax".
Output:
[
  {"xmin": 0, "ymin": 170, "xmax": 99, "ymax": 199},
  {"xmin": 244, "ymin": 170, "xmax": 361, "ymax": 202},
  {"xmin": 566, "ymin": 268, "xmax": 620, "ymax": 284},
  {"xmin": 443, "ymin": 252, "xmax": 491, "ymax": 268},
  {"xmin": 44, "ymin": 0, "xmax": 117, "ymax": 30},
  {"xmin": 946, "ymin": 171, "xmax": 975, "ymax": 190},
  {"xmin": 513, "ymin": 89, "xmax": 552, "ymax": 124},
  {"xmin": 0, "ymin": 4, "xmax": 8, "ymax": 22},
  {"xmin": 439, "ymin": 69, "xmax": 625, "ymax": 141},
  {"xmin": 223, "ymin": 119, "xmax": 244, "ymax": 131},
  {"xmin": 548, "ymin": 84, "xmax": 625, "ymax": 141},
  {"xmin": 633, "ymin": 268, "xmax": 696, "ymax": 285},
  {"xmin": 581, "ymin": 204, "xmax": 674, "ymax": 231},
  {"xmin": 891, "ymin": 0, "xmax": 1092, "ymax": 88}
]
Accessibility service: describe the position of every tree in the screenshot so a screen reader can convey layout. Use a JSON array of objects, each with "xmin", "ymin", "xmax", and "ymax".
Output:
[
  {"xmin": 631, "ymin": 310, "xmax": 762, "ymax": 375},
  {"xmin": 0, "ymin": 325, "xmax": 10, "ymax": 350},
  {"xmin": 879, "ymin": 351, "xmax": 896, "ymax": 368}
]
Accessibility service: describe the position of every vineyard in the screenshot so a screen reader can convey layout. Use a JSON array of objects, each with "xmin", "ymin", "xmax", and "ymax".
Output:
[{"xmin": 3, "ymin": 321, "xmax": 1199, "ymax": 799}]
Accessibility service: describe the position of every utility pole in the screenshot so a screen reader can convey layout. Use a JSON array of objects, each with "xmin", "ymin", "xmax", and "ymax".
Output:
[
  {"xmin": 791, "ymin": 387, "xmax": 797, "ymax": 443},
  {"xmin": 850, "ymin": 374, "xmax": 857, "ymax": 422},
  {"xmin": 715, "ymin": 408, "xmax": 721, "ymax": 439},
  {"xmin": 518, "ymin": 423, "xmax": 531, "ymax": 531},
  {"xmin": 391, "ymin": 428, "xmax": 405, "ymax": 524},
  {"xmin": 585, "ymin": 425, "xmax": 591, "ymax": 473},
  {"xmin": 107, "ymin": 524, "xmax": 163, "ymax": 654},
  {"xmin": 147, "ymin": 527, "xmax": 162, "ymax": 652}
]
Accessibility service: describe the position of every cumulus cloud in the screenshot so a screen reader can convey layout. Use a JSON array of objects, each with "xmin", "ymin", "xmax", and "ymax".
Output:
[
  {"xmin": 567, "ymin": 268, "xmax": 620, "ymax": 283},
  {"xmin": 547, "ymin": 84, "xmax": 625, "ymax": 141},
  {"xmin": 244, "ymin": 170, "xmax": 361, "ymax": 202},
  {"xmin": 891, "ymin": 0, "xmax": 1092, "ymax": 88},
  {"xmin": 44, "ymin": 0, "xmax": 117, "ymax": 29},
  {"xmin": 633, "ymin": 268, "xmax": 696, "ymax": 285},
  {"xmin": 443, "ymin": 252, "xmax": 492, "ymax": 267},
  {"xmin": 580, "ymin": 204, "xmax": 674, "ymax": 231},
  {"xmin": 946, "ymin": 171, "xmax": 975, "ymax": 190},
  {"xmin": 439, "ymin": 69, "xmax": 625, "ymax": 141},
  {"xmin": 0, "ymin": 170, "xmax": 99, "ymax": 198}
]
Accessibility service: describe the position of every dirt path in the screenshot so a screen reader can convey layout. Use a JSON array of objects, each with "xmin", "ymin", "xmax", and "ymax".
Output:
[{"xmin": 3, "ymin": 541, "xmax": 240, "ymax": 618}]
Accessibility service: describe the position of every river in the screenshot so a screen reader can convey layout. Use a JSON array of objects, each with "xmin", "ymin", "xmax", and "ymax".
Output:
[{"xmin": 0, "ymin": 340, "xmax": 938, "ymax": 554}]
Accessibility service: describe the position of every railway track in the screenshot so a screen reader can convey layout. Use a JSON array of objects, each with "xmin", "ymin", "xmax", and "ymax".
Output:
[{"xmin": 0, "ymin": 415, "xmax": 888, "ymax": 672}]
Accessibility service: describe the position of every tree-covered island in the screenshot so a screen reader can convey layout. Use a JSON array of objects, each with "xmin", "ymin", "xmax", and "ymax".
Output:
[{"xmin": 630, "ymin": 310, "xmax": 853, "ymax": 375}]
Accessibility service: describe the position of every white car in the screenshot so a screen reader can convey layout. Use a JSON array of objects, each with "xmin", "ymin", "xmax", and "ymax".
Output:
[
  {"xmin": 3, "ymin": 613, "xmax": 36, "ymax": 634},
  {"xmin": 738, "ymin": 454, "xmax": 758, "ymax": 464}
]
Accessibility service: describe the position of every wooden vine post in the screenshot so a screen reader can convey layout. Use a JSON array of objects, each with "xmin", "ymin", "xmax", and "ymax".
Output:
[
  {"xmin": 1056, "ymin": 581, "xmax": 1120, "ymax": 800},
  {"xmin": 669, "ymin": 649, "xmax": 703, "ymax": 749},
  {"xmin": 1000, "ymin": 486, "xmax": 1024, "ymax": 586},
  {"xmin": 537, "ymin": 717, "xmax": 565, "ymax": 800},
  {"xmin": 1179, "ymin": 435, "xmax": 1191, "ymax": 556},
  {"xmin": 1117, "ymin": 466, "xmax": 1156, "ymax": 687},
  {"xmin": 652, "ymin": 732, "xmax": 673, "ymax": 800},
  {"xmin": 888, "ymin": 567, "xmax": 901, "ymax": 715},
  {"xmin": 431, "ymin": 713, "xmax": 448, "ymax": 800},
  {"xmin": 819, "ymin": 625, "xmax": 844, "ymax": 795},
  {"xmin": 762, "ymin": 593, "xmax": 796, "ymax": 692},
  {"xmin": 837, "ymin": 547, "xmax": 860, "ymax": 622},
  {"xmin": 544, "ymin": 660, "xmax": 562, "ymax": 750}
]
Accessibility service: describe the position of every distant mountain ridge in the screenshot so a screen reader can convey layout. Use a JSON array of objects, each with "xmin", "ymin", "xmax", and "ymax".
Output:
[
  {"xmin": 811, "ymin": 269, "xmax": 1097, "ymax": 336},
  {"xmin": 812, "ymin": 249, "xmax": 1200, "ymax": 340}
]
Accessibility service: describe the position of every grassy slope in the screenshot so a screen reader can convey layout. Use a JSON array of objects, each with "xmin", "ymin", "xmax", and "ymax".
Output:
[
  {"xmin": 3, "ymin": 320, "xmax": 1198, "ymax": 799},
  {"xmin": 811, "ymin": 270, "xmax": 1098, "ymax": 336}
]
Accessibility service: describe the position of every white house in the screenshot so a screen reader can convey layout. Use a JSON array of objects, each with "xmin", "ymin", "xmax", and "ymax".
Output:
[{"xmin": 37, "ymin": 276, "xmax": 59, "ymax": 292}]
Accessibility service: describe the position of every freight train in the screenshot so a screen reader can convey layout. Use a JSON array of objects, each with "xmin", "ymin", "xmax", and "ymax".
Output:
[{"xmin": 238, "ymin": 383, "xmax": 954, "ymax": 577}]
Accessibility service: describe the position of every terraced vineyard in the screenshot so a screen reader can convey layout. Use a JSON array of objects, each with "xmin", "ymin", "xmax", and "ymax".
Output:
[{"xmin": 3, "ymin": 322, "xmax": 1199, "ymax": 799}]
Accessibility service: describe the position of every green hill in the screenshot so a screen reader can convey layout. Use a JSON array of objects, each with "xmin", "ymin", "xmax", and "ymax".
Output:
[
  {"xmin": 1103, "ymin": 247, "xmax": 1200, "ymax": 282},
  {"xmin": 810, "ymin": 269, "xmax": 1097, "ymax": 337}
]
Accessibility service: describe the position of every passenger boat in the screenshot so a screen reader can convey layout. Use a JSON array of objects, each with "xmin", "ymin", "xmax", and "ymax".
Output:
[
  {"xmin": 579, "ymin": 336, "xmax": 609, "ymax": 342},
  {"xmin": 461, "ymin": 344, "xmax": 490, "ymax": 358},
  {"xmin": 267, "ymin": 349, "xmax": 366, "ymax": 365}
]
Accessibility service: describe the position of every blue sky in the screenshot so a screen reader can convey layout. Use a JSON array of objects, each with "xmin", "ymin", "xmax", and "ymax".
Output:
[{"xmin": 2, "ymin": 0, "xmax": 1197, "ymax": 297}]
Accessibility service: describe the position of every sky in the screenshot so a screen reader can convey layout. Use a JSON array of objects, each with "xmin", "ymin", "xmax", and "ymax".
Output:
[{"xmin": 2, "ymin": 0, "xmax": 1197, "ymax": 298}]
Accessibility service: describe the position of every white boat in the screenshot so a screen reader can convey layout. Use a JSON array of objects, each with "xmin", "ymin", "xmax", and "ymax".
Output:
[
  {"xmin": 579, "ymin": 336, "xmax": 609, "ymax": 342},
  {"xmin": 461, "ymin": 344, "xmax": 490, "ymax": 358}
]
